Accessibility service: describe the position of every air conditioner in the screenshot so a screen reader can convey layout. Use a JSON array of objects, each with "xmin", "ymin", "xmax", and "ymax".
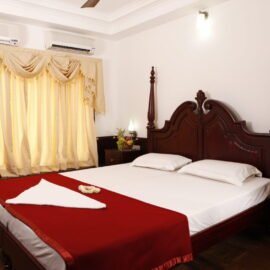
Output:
[
  {"xmin": 0, "ymin": 36, "xmax": 19, "ymax": 46},
  {"xmin": 47, "ymin": 41, "xmax": 95, "ymax": 55}
]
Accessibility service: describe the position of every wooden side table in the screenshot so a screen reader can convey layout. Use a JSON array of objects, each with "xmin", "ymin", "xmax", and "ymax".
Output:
[{"xmin": 105, "ymin": 149, "xmax": 143, "ymax": 166}]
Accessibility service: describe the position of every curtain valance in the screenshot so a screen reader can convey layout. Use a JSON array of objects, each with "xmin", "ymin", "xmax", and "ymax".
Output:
[{"xmin": 0, "ymin": 45, "xmax": 105, "ymax": 113}]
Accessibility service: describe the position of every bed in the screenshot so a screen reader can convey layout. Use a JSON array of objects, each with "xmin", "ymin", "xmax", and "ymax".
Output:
[{"xmin": 0, "ymin": 67, "xmax": 270, "ymax": 270}]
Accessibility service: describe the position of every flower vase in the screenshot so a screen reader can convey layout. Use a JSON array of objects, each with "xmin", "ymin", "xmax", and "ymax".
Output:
[{"xmin": 117, "ymin": 143, "xmax": 124, "ymax": 151}]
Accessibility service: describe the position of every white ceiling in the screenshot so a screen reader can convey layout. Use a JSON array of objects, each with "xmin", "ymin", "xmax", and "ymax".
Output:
[
  {"xmin": 0, "ymin": 0, "xmax": 229, "ymax": 39},
  {"xmin": 91, "ymin": 0, "xmax": 144, "ymax": 13},
  {"xmin": 56, "ymin": 0, "xmax": 145, "ymax": 14},
  {"xmin": 20, "ymin": 0, "xmax": 141, "ymax": 13},
  {"xmin": 15, "ymin": 0, "xmax": 158, "ymax": 20}
]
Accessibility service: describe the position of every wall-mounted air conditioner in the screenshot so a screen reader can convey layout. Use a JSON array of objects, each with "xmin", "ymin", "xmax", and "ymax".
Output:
[
  {"xmin": 45, "ymin": 31, "xmax": 96, "ymax": 55},
  {"xmin": 47, "ymin": 41, "xmax": 95, "ymax": 55},
  {"xmin": 0, "ymin": 36, "xmax": 19, "ymax": 46}
]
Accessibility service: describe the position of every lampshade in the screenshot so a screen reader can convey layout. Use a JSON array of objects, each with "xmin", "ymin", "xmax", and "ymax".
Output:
[{"xmin": 128, "ymin": 120, "xmax": 135, "ymax": 132}]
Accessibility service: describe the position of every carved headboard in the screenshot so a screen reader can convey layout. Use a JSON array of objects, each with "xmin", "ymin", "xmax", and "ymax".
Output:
[{"xmin": 147, "ymin": 67, "xmax": 270, "ymax": 177}]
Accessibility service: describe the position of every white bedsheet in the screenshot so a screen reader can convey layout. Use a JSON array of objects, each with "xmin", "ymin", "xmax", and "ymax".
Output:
[{"xmin": 1, "ymin": 164, "xmax": 270, "ymax": 270}]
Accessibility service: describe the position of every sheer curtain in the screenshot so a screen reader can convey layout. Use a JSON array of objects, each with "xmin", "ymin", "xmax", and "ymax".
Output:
[{"xmin": 0, "ymin": 46, "xmax": 105, "ymax": 177}]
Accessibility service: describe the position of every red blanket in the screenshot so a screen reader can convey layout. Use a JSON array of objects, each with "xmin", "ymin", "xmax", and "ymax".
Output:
[{"xmin": 0, "ymin": 173, "xmax": 192, "ymax": 270}]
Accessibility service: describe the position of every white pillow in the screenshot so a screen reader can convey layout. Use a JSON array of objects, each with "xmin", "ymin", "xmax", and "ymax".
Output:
[
  {"xmin": 177, "ymin": 159, "xmax": 262, "ymax": 186},
  {"xmin": 132, "ymin": 153, "xmax": 192, "ymax": 171}
]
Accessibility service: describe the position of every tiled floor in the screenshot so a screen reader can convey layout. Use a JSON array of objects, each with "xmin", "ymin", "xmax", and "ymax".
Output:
[{"xmin": 0, "ymin": 224, "xmax": 269, "ymax": 270}]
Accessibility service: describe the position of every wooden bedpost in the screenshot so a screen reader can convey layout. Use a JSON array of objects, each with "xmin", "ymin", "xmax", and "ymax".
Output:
[
  {"xmin": 147, "ymin": 67, "xmax": 155, "ymax": 153},
  {"xmin": 147, "ymin": 66, "xmax": 155, "ymax": 129}
]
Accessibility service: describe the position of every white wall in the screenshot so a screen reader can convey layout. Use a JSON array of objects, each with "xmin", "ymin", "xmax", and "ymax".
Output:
[
  {"xmin": 110, "ymin": 0, "xmax": 270, "ymax": 137},
  {"xmin": 0, "ymin": 23, "xmax": 47, "ymax": 50}
]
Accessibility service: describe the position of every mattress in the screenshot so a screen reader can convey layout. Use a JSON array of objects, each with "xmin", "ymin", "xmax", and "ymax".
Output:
[{"xmin": 1, "ymin": 164, "xmax": 270, "ymax": 270}]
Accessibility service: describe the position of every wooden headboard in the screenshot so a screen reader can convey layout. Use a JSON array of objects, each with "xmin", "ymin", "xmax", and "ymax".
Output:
[{"xmin": 147, "ymin": 67, "xmax": 270, "ymax": 177}]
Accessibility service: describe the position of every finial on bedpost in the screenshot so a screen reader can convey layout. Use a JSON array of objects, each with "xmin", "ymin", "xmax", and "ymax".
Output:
[
  {"xmin": 147, "ymin": 66, "xmax": 155, "ymax": 129},
  {"xmin": 196, "ymin": 90, "xmax": 206, "ymax": 114}
]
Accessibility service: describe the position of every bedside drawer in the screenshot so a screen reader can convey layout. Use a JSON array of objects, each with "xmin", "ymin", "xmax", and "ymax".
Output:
[
  {"xmin": 105, "ymin": 149, "xmax": 143, "ymax": 166},
  {"xmin": 105, "ymin": 150, "xmax": 122, "ymax": 165}
]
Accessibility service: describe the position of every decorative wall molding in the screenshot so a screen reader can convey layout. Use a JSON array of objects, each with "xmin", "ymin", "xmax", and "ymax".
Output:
[{"xmin": 0, "ymin": 0, "xmax": 229, "ymax": 39}]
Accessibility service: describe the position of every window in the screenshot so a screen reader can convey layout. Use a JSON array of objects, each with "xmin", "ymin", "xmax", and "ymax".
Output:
[{"xmin": 0, "ymin": 46, "xmax": 104, "ymax": 177}]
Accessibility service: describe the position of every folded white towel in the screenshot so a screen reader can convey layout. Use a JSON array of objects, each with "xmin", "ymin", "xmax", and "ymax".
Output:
[
  {"xmin": 6, "ymin": 179, "xmax": 106, "ymax": 209},
  {"xmin": 78, "ymin": 185, "xmax": 101, "ymax": 194}
]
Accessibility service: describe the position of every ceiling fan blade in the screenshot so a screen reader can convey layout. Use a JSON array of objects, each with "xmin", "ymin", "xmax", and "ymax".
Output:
[{"xmin": 81, "ymin": 0, "xmax": 100, "ymax": 8}]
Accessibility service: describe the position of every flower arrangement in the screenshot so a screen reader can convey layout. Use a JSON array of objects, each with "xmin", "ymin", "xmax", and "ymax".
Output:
[{"xmin": 116, "ymin": 128, "xmax": 133, "ymax": 151}]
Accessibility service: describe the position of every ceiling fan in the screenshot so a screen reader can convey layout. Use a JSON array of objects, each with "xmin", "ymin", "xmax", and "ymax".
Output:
[{"xmin": 81, "ymin": 0, "xmax": 100, "ymax": 8}]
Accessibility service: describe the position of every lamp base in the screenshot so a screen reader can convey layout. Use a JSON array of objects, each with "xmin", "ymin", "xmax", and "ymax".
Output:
[{"xmin": 129, "ymin": 131, "xmax": 137, "ymax": 140}]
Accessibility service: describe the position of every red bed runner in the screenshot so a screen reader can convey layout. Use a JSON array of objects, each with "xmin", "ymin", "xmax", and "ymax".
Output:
[{"xmin": 0, "ymin": 173, "xmax": 192, "ymax": 270}]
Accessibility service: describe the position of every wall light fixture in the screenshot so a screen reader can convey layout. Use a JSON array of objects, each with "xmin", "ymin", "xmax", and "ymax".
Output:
[{"xmin": 197, "ymin": 10, "xmax": 210, "ymax": 37}]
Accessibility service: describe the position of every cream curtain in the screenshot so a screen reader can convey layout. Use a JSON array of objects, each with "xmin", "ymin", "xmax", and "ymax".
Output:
[{"xmin": 0, "ymin": 45, "xmax": 105, "ymax": 177}]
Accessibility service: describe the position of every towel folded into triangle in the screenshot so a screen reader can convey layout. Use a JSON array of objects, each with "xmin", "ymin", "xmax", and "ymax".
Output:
[{"xmin": 6, "ymin": 179, "xmax": 106, "ymax": 209}]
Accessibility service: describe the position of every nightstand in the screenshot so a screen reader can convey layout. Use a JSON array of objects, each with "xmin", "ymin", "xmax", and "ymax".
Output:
[{"xmin": 105, "ymin": 149, "xmax": 142, "ymax": 166}]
